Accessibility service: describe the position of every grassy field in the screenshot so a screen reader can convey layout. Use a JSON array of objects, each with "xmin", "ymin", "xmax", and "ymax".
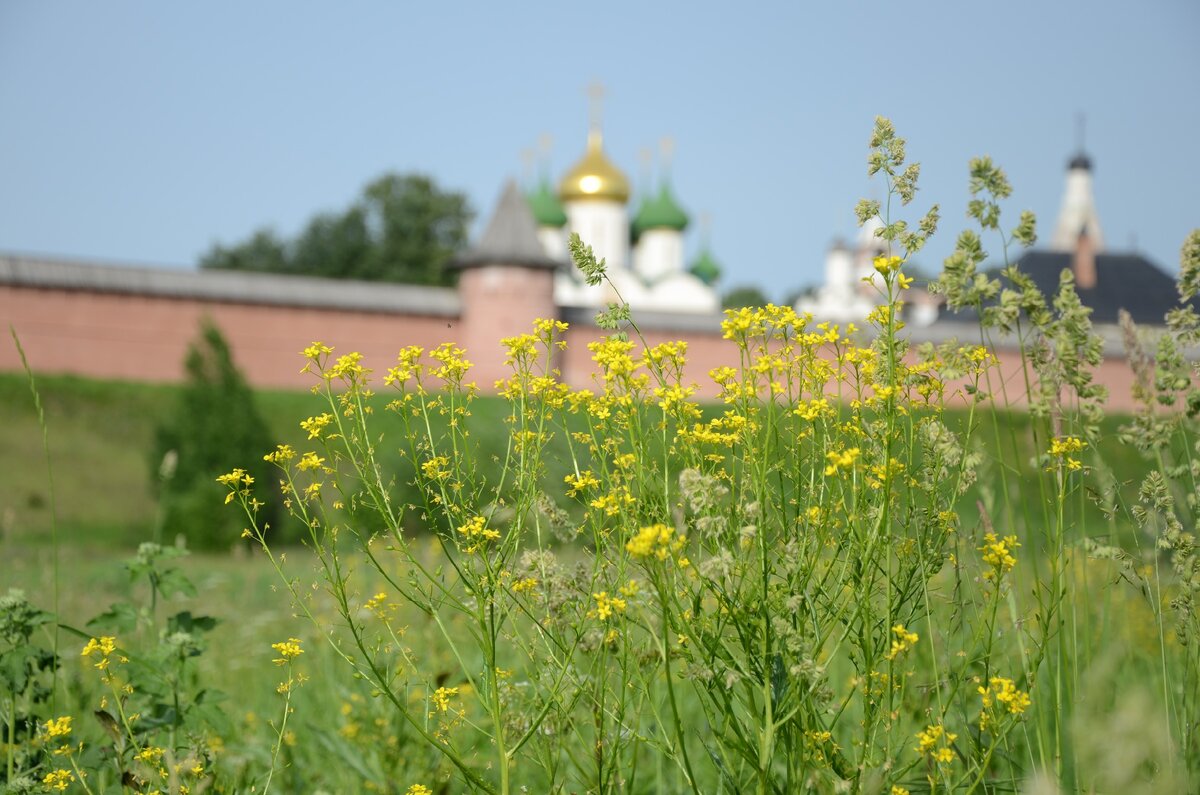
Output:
[
  {"xmin": 0, "ymin": 371, "xmax": 1151, "ymax": 552},
  {"xmin": 0, "ymin": 366, "xmax": 1187, "ymax": 793}
]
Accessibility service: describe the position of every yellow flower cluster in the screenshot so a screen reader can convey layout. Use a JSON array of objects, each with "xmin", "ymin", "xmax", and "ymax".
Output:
[
  {"xmin": 384, "ymin": 345, "xmax": 426, "ymax": 388},
  {"xmin": 589, "ymin": 337, "xmax": 638, "ymax": 379},
  {"xmin": 824, "ymin": 447, "xmax": 861, "ymax": 476},
  {"xmin": 364, "ymin": 592, "xmax": 390, "ymax": 618},
  {"xmin": 296, "ymin": 452, "xmax": 325, "ymax": 472},
  {"xmin": 589, "ymin": 487, "xmax": 635, "ymax": 517},
  {"xmin": 271, "ymin": 638, "xmax": 304, "ymax": 666},
  {"xmin": 430, "ymin": 342, "xmax": 472, "ymax": 383},
  {"xmin": 263, "ymin": 443, "xmax": 296, "ymax": 464},
  {"xmin": 216, "ymin": 469, "xmax": 253, "ymax": 488},
  {"xmin": 590, "ymin": 591, "xmax": 628, "ymax": 621},
  {"xmin": 564, "ymin": 470, "xmax": 600, "ymax": 497},
  {"xmin": 421, "ymin": 456, "xmax": 452, "ymax": 481},
  {"xmin": 43, "ymin": 716, "xmax": 72, "ymax": 739},
  {"xmin": 82, "ymin": 636, "xmax": 118, "ymax": 673},
  {"xmin": 135, "ymin": 746, "xmax": 165, "ymax": 765},
  {"xmin": 980, "ymin": 532, "xmax": 1020, "ymax": 581},
  {"xmin": 511, "ymin": 577, "xmax": 538, "ymax": 594},
  {"xmin": 916, "ymin": 723, "xmax": 956, "ymax": 765},
  {"xmin": 457, "ymin": 515, "xmax": 500, "ymax": 552},
  {"xmin": 300, "ymin": 413, "xmax": 334, "ymax": 439},
  {"xmin": 885, "ymin": 624, "xmax": 919, "ymax": 661},
  {"xmin": 326, "ymin": 351, "xmax": 369, "ymax": 382},
  {"xmin": 978, "ymin": 676, "xmax": 1031, "ymax": 730},
  {"xmin": 626, "ymin": 523, "xmax": 685, "ymax": 561},
  {"xmin": 1048, "ymin": 435, "xmax": 1088, "ymax": 472},
  {"xmin": 677, "ymin": 410, "xmax": 752, "ymax": 449},
  {"xmin": 431, "ymin": 686, "xmax": 459, "ymax": 713},
  {"xmin": 794, "ymin": 398, "xmax": 834, "ymax": 422},
  {"xmin": 406, "ymin": 786, "xmax": 432, "ymax": 795},
  {"xmin": 42, "ymin": 769, "xmax": 75, "ymax": 791},
  {"xmin": 873, "ymin": 255, "xmax": 903, "ymax": 275}
]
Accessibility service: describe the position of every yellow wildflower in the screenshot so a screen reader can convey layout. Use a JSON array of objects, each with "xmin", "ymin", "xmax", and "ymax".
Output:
[
  {"xmin": 916, "ymin": 724, "xmax": 956, "ymax": 765},
  {"xmin": 43, "ymin": 716, "xmax": 72, "ymax": 739},
  {"xmin": 300, "ymin": 413, "xmax": 334, "ymax": 439},
  {"xmin": 626, "ymin": 523, "xmax": 685, "ymax": 560},
  {"xmin": 42, "ymin": 770, "xmax": 75, "ymax": 791},
  {"xmin": 431, "ymin": 686, "xmax": 458, "ymax": 713},
  {"xmin": 271, "ymin": 638, "xmax": 304, "ymax": 665},
  {"xmin": 980, "ymin": 532, "xmax": 1020, "ymax": 581},
  {"xmin": 590, "ymin": 592, "xmax": 627, "ymax": 621},
  {"xmin": 885, "ymin": 624, "xmax": 918, "ymax": 661}
]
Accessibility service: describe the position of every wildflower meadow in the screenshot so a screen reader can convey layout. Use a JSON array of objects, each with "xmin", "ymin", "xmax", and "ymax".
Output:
[{"xmin": 5, "ymin": 118, "xmax": 1200, "ymax": 794}]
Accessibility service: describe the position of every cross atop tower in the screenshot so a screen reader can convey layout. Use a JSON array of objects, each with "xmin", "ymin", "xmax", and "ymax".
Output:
[{"xmin": 586, "ymin": 81, "xmax": 606, "ymax": 136}]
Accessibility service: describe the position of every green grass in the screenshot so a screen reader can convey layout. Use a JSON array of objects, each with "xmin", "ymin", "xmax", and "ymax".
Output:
[{"xmin": 0, "ymin": 371, "xmax": 1152, "ymax": 552}]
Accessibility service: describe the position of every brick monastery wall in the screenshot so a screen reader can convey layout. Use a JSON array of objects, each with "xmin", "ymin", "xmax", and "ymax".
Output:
[
  {"xmin": 1, "ymin": 281, "xmax": 1143, "ymax": 412},
  {"xmin": 0, "ymin": 284, "xmax": 459, "ymax": 389}
]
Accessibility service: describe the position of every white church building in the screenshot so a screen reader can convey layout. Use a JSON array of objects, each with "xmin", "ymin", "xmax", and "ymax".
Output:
[{"xmin": 523, "ymin": 114, "xmax": 722, "ymax": 315}]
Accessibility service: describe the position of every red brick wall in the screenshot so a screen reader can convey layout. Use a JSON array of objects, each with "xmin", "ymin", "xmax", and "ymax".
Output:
[
  {"xmin": 0, "ymin": 285, "xmax": 458, "ymax": 389},
  {"xmin": 1, "ymin": 281, "xmax": 1143, "ymax": 412},
  {"xmin": 457, "ymin": 265, "xmax": 556, "ymax": 388}
]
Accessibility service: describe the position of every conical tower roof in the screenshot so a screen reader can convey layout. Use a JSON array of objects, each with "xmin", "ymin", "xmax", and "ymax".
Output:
[{"xmin": 452, "ymin": 180, "xmax": 563, "ymax": 270}]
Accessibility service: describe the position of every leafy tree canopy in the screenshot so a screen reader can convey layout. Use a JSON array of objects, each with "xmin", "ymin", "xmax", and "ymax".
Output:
[
  {"xmin": 721, "ymin": 284, "xmax": 771, "ymax": 310},
  {"xmin": 200, "ymin": 174, "xmax": 472, "ymax": 286}
]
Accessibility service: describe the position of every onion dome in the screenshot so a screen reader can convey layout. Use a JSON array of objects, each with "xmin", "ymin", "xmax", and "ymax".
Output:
[
  {"xmin": 559, "ymin": 131, "xmax": 630, "ymax": 203},
  {"xmin": 689, "ymin": 247, "xmax": 722, "ymax": 286},
  {"xmin": 632, "ymin": 184, "xmax": 689, "ymax": 238},
  {"xmin": 526, "ymin": 179, "xmax": 567, "ymax": 227}
]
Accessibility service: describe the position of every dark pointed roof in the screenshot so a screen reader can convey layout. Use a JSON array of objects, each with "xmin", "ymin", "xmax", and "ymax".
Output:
[
  {"xmin": 452, "ymin": 180, "xmax": 563, "ymax": 270},
  {"xmin": 1068, "ymin": 152, "xmax": 1093, "ymax": 171},
  {"xmin": 1012, "ymin": 250, "xmax": 1190, "ymax": 325}
]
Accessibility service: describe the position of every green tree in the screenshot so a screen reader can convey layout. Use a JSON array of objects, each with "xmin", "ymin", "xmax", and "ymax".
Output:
[
  {"xmin": 722, "ymin": 284, "xmax": 771, "ymax": 310},
  {"xmin": 152, "ymin": 321, "xmax": 282, "ymax": 550},
  {"xmin": 200, "ymin": 173, "xmax": 472, "ymax": 285}
]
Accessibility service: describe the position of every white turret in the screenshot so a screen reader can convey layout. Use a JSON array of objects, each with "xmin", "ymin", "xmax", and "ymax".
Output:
[{"xmin": 1051, "ymin": 152, "xmax": 1104, "ymax": 252}]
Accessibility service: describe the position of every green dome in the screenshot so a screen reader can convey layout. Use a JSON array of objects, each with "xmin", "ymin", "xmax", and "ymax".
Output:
[
  {"xmin": 632, "ymin": 185, "xmax": 689, "ymax": 238},
  {"xmin": 689, "ymin": 248, "xmax": 722, "ymax": 286},
  {"xmin": 526, "ymin": 179, "xmax": 567, "ymax": 228}
]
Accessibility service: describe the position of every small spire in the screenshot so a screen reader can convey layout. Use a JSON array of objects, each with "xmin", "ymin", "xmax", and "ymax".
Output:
[
  {"xmin": 519, "ymin": 147, "xmax": 536, "ymax": 189},
  {"xmin": 660, "ymin": 136, "xmax": 676, "ymax": 182},
  {"xmin": 1068, "ymin": 112, "xmax": 1092, "ymax": 171},
  {"xmin": 586, "ymin": 80, "xmax": 606, "ymax": 148},
  {"xmin": 536, "ymin": 133, "xmax": 555, "ymax": 182},
  {"xmin": 637, "ymin": 147, "xmax": 654, "ymax": 198}
]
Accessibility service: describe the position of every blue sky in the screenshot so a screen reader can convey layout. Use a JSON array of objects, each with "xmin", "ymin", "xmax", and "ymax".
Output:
[{"xmin": 1, "ymin": 1, "xmax": 1196, "ymax": 299}]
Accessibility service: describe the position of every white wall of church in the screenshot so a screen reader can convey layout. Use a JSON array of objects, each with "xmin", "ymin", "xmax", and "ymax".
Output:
[
  {"xmin": 634, "ymin": 229, "xmax": 684, "ymax": 283},
  {"xmin": 564, "ymin": 200, "xmax": 629, "ymax": 274}
]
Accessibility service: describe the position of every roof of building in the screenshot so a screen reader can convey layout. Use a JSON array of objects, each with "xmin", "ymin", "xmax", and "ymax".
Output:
[
  {"xmin": 559, "ymin": 131, "xmax": 631, "ymax": 204},
  {"xmin": 632, "ymin": 185, "xmax": 689, "ymax": 237},
  {"xmin": 453, "ymin": 180, "xmax": 565, "ymax": 270},
  {"xmin": 0, "ymin": 253, "xmax": 460, "ymax": 315},
  {"xmin": 1012, "ymin": 249, "xmax": 1188, "ymax": 325},
  {"xmin": 526, "ymin": 179, "xmax": 568, "ymax": 228},
  {"xmin": 689, "ymin": 248, "xmax": 722, "ymax": 286}
]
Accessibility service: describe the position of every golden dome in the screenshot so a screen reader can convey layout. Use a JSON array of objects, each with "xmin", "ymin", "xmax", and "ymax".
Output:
[{"xmin": 559, "ymin": 131, "xmax": 630, "ymax": 203}]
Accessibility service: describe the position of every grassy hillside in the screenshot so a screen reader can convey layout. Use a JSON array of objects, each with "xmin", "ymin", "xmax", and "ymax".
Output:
[{"xmin": 1, "ymin": 370, "xmax": 1151, "ymax": 552}]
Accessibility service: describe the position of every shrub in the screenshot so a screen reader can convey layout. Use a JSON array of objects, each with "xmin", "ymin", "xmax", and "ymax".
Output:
[{"xmin": 154, "ymin": 320, "xmax": 281, "ymax": 550}]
